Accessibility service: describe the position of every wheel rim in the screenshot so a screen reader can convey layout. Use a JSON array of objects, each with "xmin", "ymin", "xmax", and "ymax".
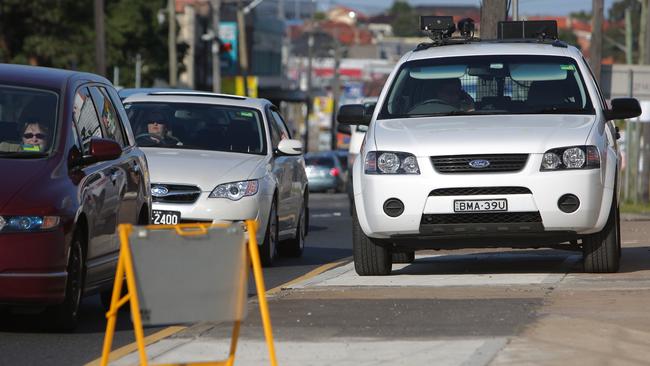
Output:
[{"xmin": 68, "ymin": 241, "xmax": 83, "ymax": 316}]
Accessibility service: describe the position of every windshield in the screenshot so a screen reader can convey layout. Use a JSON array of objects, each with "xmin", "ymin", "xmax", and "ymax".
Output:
[
  {"xmin": 379, "ymin": 55, "xmax": 594, "ymax": 119},
  {"xmin": 305, "ymin": 155, "xmax": 336, "ymax": 168},
  {"xmin": 125, "ymin": 102, "xmax": 267, "ymax": 155},
  {"xmin": 0, "ymin": 85, "xmax": 58, "ymax": 157}
]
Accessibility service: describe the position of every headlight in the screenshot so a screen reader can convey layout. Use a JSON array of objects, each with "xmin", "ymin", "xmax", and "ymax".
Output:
[
  {"xmin": 209, "ymin": 180, "xmax": 259, "ymax": 201},
  {"xmin": 540, "ymin": 146, "xmax": 599, "ymax": 171},
  {"xmin": 365, "ymin": 151, "xmax": 420, "ymax": 174},
  {"xmin": 0, "ymin": 216, "xmax": 60, "ymax": 232}
]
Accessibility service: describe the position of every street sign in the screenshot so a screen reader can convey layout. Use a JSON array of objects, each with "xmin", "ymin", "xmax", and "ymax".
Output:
[{"xmin": 219, "ymin": 22, "xmax": 238, "ymax": 76}]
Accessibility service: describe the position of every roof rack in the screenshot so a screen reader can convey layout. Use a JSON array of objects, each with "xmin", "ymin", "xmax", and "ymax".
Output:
[
  {"xmin": 148, "ymin": 92, "xmax": 247, "ymax": 100},
  {"xmin": 414, "ymin": 17, "xmax": 567, "ymax": 51}
]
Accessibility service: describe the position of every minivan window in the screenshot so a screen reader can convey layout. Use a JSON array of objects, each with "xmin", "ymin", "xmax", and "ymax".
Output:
[
  {"xmin": 89, "ymin": 86, "xmax": 127, "ymax": 147},
  {"xmin": 379, "ymin": 55, "xmax": 595, "ymax": 119},
  {"xmin": 125, "ymin": 102, "xmax": 267, "ymax": 155},
  {"xmin": 73, "ymin": 87, "xmax": 103, "ymax": 154},
  {"xmin": 0, "ymin": 85, "xmax": 58, "ymax": 156}
]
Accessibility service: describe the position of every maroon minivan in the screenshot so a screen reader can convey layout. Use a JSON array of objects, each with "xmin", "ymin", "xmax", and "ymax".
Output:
[{"xmin": 0, "ymin": 64, "xmax": 151, "ymax": 330}]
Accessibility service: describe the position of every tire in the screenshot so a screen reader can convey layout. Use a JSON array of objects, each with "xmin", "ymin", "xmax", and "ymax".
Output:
[
  {"xmin": 583, "ymin": 195, "xmax": 621, "ymax": 273},
  {"xmin": 48, "ymin": 232, "xmax": 85, "ymax": 331},
  {"xmin": 260, "ymin": 200, "xmax": 279, "ymax": 267},
  {"xmin": 352, "ymin": 211, "xmax": 391, "ymax": 276},
  {"xmin": 392, "ymin": 251, "xmax": 415, "ymax": 264},
  {"xmin": 279, "ymin": 203, "xmax": 306, "ymax": 258}
]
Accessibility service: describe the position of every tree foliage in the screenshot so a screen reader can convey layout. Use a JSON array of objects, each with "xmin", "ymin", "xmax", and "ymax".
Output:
[
  {"xmin": 390, "ymin": 1, "xmax": 420, "ymax": 37},
  {"xmin": 605, "ymin": 0, "xmax": 642, "ymax": 63},
  {"xmin": 0, "ymin": 0, "xmax": 182, "ymax": 87}
]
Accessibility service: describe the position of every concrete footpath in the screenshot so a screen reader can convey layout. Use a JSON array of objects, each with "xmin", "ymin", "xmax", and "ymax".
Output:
[{"xmin": 107, "ymin": 221, "xmax": 650, "ymax": 366}]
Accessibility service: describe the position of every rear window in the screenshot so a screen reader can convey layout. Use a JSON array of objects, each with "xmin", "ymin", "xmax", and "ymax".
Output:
[
  {"xmin": 125, "ymin": 102, "xmax": 267, "ymax": 155},
  {"xmin": 306, "ymin": 156, "xmax": 335, "ymax": 168},
  {"xmin": 0, "ymin": 85, "xmax": 58, "ymax": 156}
]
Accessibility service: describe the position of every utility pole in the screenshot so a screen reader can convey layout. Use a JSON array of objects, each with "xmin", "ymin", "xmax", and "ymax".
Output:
[
  {"xmin": 625, "ymin": 7, "xmax": 633, "ymax": 64},
  {"xmin": 210, "ymin": 0, "xmax": 221, "ymax": 93},
  {"xmin": 330, "ymin": 29, "xmax": 342, "ymax": 151},
  {"xmin": 480, "ymin": 0, "xmax": 507, "ymax": 39},
  {"xmin": 237, "ymin": 1, "xmax": 250, "ymax": 96},
  {"xmin": 94, "ymin": 0, "xmax": 106, "ymax": 76},
  {"xmin": 640, "ymin": 0, "xmax": 648, "ymax": 64},
  {"xmin": 590, "ymin": 0, "xmax": 603, "ymax": 83},
  {"xmin": 512, "ymin": 0, "xmax": 519, "ymax": 21},
  {"xmin": 305, "ymin": 31, "xmax": 314, "ymax": 153},
  {"xmin": 168, "ymin": 0, "xmax": 177, "ymax": 87},
  {"xmin": 644, "ymin": 0, "xmax": 650, "ymax": 64}
]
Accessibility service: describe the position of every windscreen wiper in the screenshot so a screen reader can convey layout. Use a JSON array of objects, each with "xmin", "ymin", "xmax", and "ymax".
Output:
[{"xmin": 533, "ymin": 107, "xmax": 591, "ymax": 114}]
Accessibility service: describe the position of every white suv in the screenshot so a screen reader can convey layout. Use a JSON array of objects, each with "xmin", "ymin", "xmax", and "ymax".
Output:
[{"xmin": 338, "ymin": 20, "xmax": 641, "ymax": 275}]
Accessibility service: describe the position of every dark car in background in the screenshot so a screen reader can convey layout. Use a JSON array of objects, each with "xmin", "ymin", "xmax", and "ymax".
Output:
[
  {"xmin": 305, "ymin": 151, "xmax": 346, "ymax": 193},
  {"xmin": 0, "ymin": 64, "xmax": 151, "ymax": 330}
]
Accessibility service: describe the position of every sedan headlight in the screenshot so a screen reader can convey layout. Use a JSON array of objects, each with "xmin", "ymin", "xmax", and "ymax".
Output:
[
  {"xmin": 0, "ymin": 216, "xmax": 60, "ymax": 232},
  {"xmin": 540, "ymin": 146, "xmax": 600, "ymax": 171},
  {"xmin": 209, "ymin": 180, "xmax": 259, "ymax": 201},
  {"xmin": 365, "ymin": 151, "xmax": 420, "ymax": 174}
]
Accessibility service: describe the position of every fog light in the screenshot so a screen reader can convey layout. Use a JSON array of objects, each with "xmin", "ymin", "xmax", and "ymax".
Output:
[
  {"xmin": 383, "ymin": 198, "xmax": 404, "ymax": 217},
  {"xmin": 558, "ymin": 194, "xmax": 580, "ymax": 213}
]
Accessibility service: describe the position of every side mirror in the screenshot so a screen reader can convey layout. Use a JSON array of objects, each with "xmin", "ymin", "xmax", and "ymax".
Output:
[
  {"xmin": 337, "ymin": 123, "xmax": 352, "ymax": 135},
  {"xmin": 337, "ymin": 104, "xmax": 371, "ymax": 125},
  {"xmin": 87, "ymin": 138, "xmax": 122, "ymax": 163},
  {"xmin": 605, "ymin": 98, "xmax": 642, "ymax": 121},
  {"xmin": 276, "ymin": 139, "xmax": 303, "ymax": 156}
]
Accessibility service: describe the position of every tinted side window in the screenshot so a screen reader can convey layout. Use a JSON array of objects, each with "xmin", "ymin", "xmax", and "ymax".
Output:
[
  {"xmin": 270, "ymin": 109, "xmax": 291, "ymax": 139},
  {"xmin": 105, "ymin": 86, "xmax": 135, "ymax": 146},
  {"xmin": 73, "ymin": 87, "xmax": 102, "ymax": 154},
  {"xmin": 89, "ymin": 86, "xmax": 126, "ymax": 147},
  {"xmin": 267, "ymin": 110, "xmax": 281, "ymax": 147}
]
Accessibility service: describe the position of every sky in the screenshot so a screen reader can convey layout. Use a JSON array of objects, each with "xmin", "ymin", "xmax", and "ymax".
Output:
[{"xmin": 332, "ymin": 0, "xmax": 619, "ymax": 17}]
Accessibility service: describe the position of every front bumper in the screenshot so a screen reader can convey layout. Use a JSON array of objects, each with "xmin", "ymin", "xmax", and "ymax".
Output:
[
  {"xmin": 153, "ymin": 192, "xmax": 272, "ymax": 244},
  {"xmin": 356, "ymin": 154, "xmax": 612, "ymax": 240},
  {"xmin": 0, "ymin": 228, "xmax": 68, "ymax": 304}
]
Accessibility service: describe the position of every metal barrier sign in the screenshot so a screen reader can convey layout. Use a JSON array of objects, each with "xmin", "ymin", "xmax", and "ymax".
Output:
[{"xmin": 99, "ymin": 221, "xmax": 277, "ymax": 366}]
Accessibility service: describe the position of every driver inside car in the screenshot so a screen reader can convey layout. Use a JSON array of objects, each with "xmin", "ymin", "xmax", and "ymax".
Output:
[
  {"xmin": 137, "ymin": 111, "xmax": 182, "ymax": 147},
  {"xmin": 435, "ymin": 78, "xmax": 475, "ymax": 112}
]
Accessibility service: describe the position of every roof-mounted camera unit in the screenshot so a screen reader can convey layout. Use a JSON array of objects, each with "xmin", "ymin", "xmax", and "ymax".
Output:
[
  {"xmin": 497, "ymin": 20, "xmax": 559, "ymax": 41},
  {"xmin": 420, "ymin": 16, "xmax": 456, "ymax": 42}
]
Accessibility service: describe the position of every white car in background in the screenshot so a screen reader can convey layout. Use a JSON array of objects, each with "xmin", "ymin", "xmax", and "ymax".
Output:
[
  {"xmin": 338, "ymin": 19, "xmax": 642, "ymax": 276},
  {"xmin": 123, "ymin": 92, "xmax": 309, "ymax": 266}
]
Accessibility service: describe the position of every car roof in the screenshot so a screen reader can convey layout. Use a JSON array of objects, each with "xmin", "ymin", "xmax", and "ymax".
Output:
[
  {"xmin": 117, "ymin": 87, "xmax": 193, "ymax": 99},
  {"xmin": 122, "ymin": 91, "xmax": 272, "ymax": 110},
  {"xmin": 0, "ymin": 63, "xmax": 109, "ymax": 91},
  {"xmin": 404, "ymin": 41, "xmax": 578, "ymax": 63}
]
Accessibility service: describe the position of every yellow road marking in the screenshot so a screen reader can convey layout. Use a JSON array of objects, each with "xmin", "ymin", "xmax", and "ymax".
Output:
[
  {"xmin": 87, "ymin": 257, "xmax": 350, "ymax": 365},
  {"xmin": 266, "ymin": 257, "xmax": 352, "ymax": 295},
  {"xmin": 85, "ymin": 326, "xmax": 185, "ymax": 366}
]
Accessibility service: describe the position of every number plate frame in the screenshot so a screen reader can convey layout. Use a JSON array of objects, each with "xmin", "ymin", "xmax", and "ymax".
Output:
[
  {"xmin": 453, "ymin": 199, "xmax": 508, "ymax": 213},
  {"xmin": 152, "ymin": 210, "xmax": 181, "ymax": 225}
]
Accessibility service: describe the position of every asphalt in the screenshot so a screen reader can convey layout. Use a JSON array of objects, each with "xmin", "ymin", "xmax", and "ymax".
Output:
[{"xmin": 107, "ymin": 199, "xmax": 650, "ymax": 366}]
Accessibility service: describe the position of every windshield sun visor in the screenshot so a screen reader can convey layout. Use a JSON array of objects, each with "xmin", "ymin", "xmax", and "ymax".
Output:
[
  {"xmin": 409, "ymin": 65, "xmax": 467, "ymax": 80},
  {"xmin": 510, "ymin": 63, "xmax": 568, "ymax": 81}
]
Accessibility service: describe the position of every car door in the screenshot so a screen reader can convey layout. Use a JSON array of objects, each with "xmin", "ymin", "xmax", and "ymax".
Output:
[
  {"xmin": 89, "ymin": 86, "xmax": 142, "ymax": 226},
  {"xmin": 269, "ymin": 107, "xmax": 302, "ymax": 232},
  {"xmin": 266, "ymin": 107, "xmax": 292, "ymax": 235},
  {"xmin": 71, "ymin": 86, "xmax": 120, "ymax": 285}
]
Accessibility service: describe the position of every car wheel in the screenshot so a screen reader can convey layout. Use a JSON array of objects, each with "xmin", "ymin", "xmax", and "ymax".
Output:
[
  {"xmin": 583, "ymin": 195, "xmax": 620, "ymax": 273},
  {"xmin": 352, "ymin": 211, "xmax": 391, "ymax": 276},
  {"xmin": 48, "ymin": 232, "xmax": 85, "ymax": 331},
  {"xmin": 392, "ymin": 251, "xmax": 415, "ymax": 264},
  {"xmin": 260, "ymin": 200, "xmax": 278, "ymax": 267},
  {"xmin": 279, "ymin": 203, "xmax": 306, "ymax": 258}
]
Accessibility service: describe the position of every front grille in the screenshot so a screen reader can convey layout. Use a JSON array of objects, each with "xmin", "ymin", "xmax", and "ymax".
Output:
[
  {"xmin": 429, "ymin": 187, "xmax": 532, "ymax": 196},
  {"xmin": 152, "ymin": 184, "xmax": 201, "ymax": 204},
  {"xmin": 421, "ymin": 212, "xmax": 542, "ymax": 225},
  {"xmin": 431, "ymin": 154, "xmax": 528, "ymax": 173}
]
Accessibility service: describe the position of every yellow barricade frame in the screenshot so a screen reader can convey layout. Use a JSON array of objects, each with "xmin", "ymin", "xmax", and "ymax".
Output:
[{"xmin": 99, "ymin": 220, "xmax": 278, "ymax": 366}]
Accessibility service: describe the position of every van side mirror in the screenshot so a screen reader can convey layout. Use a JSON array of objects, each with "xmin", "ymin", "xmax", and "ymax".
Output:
[
  {"xmin": 605, "ymin": 98, "xmax": 642, "ymax": 121},
  {"xmin": 86, "ymin": 138, "xmax": 122, "ymax": 163}
]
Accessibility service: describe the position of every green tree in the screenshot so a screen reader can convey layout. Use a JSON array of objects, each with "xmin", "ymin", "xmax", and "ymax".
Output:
[
  {"xmin": 559, "ymin": 29, "xmax": 580, "ymax": 49},
  {"xmin": 390, "ymin": 1, "xmax": 419, "ymax": 37},
  {"xmin": 605, "ymin": 0, "xmax": 642, "ymax": 63}
]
